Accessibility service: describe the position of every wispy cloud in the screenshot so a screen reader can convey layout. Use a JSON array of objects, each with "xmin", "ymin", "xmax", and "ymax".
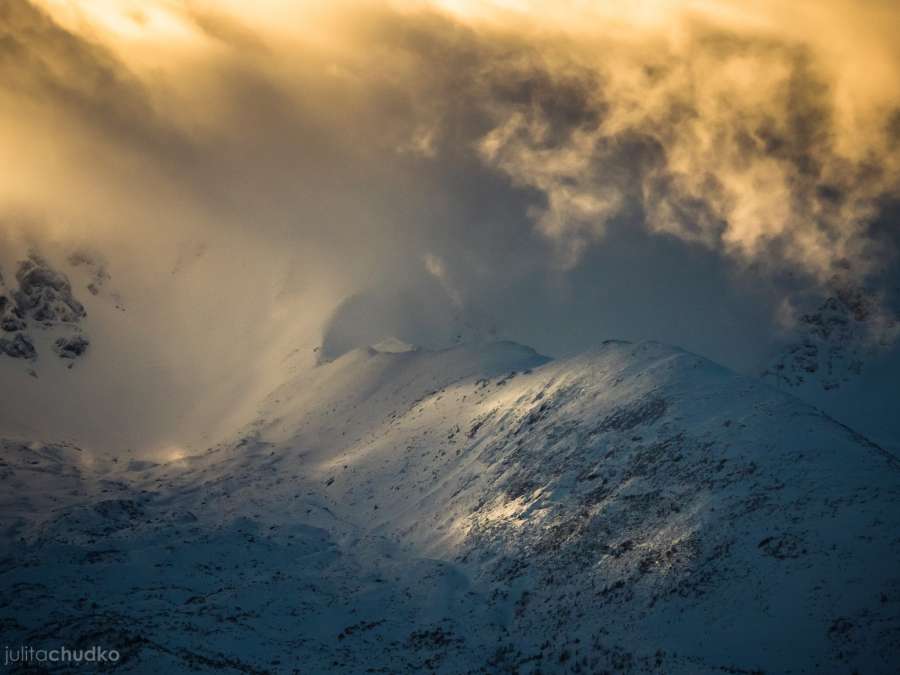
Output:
[{"xmin": 0, "ymin": 0, "xmax": 897, "ymax": 366}]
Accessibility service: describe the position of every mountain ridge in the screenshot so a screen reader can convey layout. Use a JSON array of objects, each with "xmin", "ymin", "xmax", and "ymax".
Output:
[{"xmin": 2, "ymin": 339, "xmax": 898, "ymax": 673}]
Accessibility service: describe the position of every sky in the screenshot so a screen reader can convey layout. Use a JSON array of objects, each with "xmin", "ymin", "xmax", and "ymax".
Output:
[{"xmin": 0, "ymin": 0, "xmax": 899, "ymax": 453}]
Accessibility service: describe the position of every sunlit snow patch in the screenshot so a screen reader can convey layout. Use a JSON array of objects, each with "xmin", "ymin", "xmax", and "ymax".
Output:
[{"xmin": 369, "ymin": 337, "xmax": 419, "ymax": 354}]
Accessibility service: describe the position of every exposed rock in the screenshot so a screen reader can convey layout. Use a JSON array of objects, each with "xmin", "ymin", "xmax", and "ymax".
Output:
[
  {"xmin": 763, "ymin": 281, "xmax": 898, "ymax": 390},
  {"xmin": 0, "ymin": 253, "xmax": 93, "ymax": 363},
  {"xmin": 0, "ymin": 314, "xmax": 26, "ymax": 333},
  {"xmin": 0, "ymin": 295, "xmax": 26, "ymax": 332},
  {"xmin": 14, "ymin": 254, "xmax": 86, "ymax": 325},
  {"xmin": 0, "ymin": 332, "xmax": 36, "ymax": 360},
  {"xmin": 54, "ymin": 334, "xmax": 90, "ymax": 360}
]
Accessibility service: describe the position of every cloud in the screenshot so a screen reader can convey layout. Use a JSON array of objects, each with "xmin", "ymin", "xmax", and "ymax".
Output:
[
  {"xmin": 7, "ymin": 1, "xmax": 897, "ymax": 271},
  {"xmin": 424, "ymin": 253, "xmax": 463, "ymax": 307},
  {"xmin": 458, "ymin": 6, "xmax": 900, "ymax": 281},
  {"xmin": 0, "ymin": 0, "xmax": 897, "ymax": 414}
]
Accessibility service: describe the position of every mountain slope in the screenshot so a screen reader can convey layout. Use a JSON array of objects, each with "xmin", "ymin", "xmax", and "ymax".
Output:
[
  {"xmin": 762, "ymin": 282, "xmax": 900, "ymax": 454},
  {"xmin": 1, "ymin": 341, "xmax": 899, "ymax": 673}
]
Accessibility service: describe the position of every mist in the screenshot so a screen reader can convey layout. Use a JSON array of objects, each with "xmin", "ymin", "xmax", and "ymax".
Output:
[{"xmin": 1, "ymin": 0, "xmax": 898, "ymax": 454}]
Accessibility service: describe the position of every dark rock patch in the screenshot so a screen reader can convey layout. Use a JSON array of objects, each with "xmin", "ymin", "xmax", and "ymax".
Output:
[
  {"xmin": 0, "ymin": 332, "xmax": 36, "ymax": 360},
  {"xmin": 15, "ymin": 254, "xmax": 86, "ymax": 325},
  {"xmin": 54, "ymin": 334, "xmax": 90, "ymax": 359}
]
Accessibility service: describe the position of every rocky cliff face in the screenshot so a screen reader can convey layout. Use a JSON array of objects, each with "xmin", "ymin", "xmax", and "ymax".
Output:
[{"xmin": 0, "ymin": 253, "xmax": 89, "ymax": 364}]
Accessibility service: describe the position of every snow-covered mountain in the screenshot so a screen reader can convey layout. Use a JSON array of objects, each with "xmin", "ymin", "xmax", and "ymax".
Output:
[
  {"xmin": 762, "ymin": 281, "xmax": 900, "ymax": 454},
  {"xmin": 2, "ymin": 339, "xmax": 899, "ymax": 673}
]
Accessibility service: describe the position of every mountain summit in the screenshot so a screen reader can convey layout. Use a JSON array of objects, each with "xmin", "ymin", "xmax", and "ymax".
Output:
[{"xmin": 2, "ymin": 340, "xmax": 898, "ymax": 673}]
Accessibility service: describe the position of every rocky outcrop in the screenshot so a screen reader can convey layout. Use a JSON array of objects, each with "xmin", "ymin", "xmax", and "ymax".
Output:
[
  {"xmin": 53, "ymin": 334, "xmax": 90, "ymax": 359},
  {"xmin": 14, "ymin": 254, "xmax": 86, "ymax": 325},
  {"xmin": 0, "ymin": 295, "xmax": 26, "ymax": 333},
  {"xmin": 0, "ymin": 253, "xmax": 91, "ymax": 363},
  {"xmin": 0, "ymin": 332, "xmax": 36, "ymax": 359},
  {"xmin": 764, "ymin": 281, "xmax": 899, "ymax": 390}
]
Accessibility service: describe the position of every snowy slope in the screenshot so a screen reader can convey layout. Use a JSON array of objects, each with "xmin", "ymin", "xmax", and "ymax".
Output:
[
  {"xmin": 1, "ymin": 340, "xmax": 899, "ymax": 673},
  {"xmin": 762, "ymin": 283, "xmax": 900, "ymax": 454}
]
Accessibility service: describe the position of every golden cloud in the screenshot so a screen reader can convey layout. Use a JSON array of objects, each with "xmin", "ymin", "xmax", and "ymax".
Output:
[{"xmin": 3, "ymin": 0, "xmax": 899, "ymax": 281}]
